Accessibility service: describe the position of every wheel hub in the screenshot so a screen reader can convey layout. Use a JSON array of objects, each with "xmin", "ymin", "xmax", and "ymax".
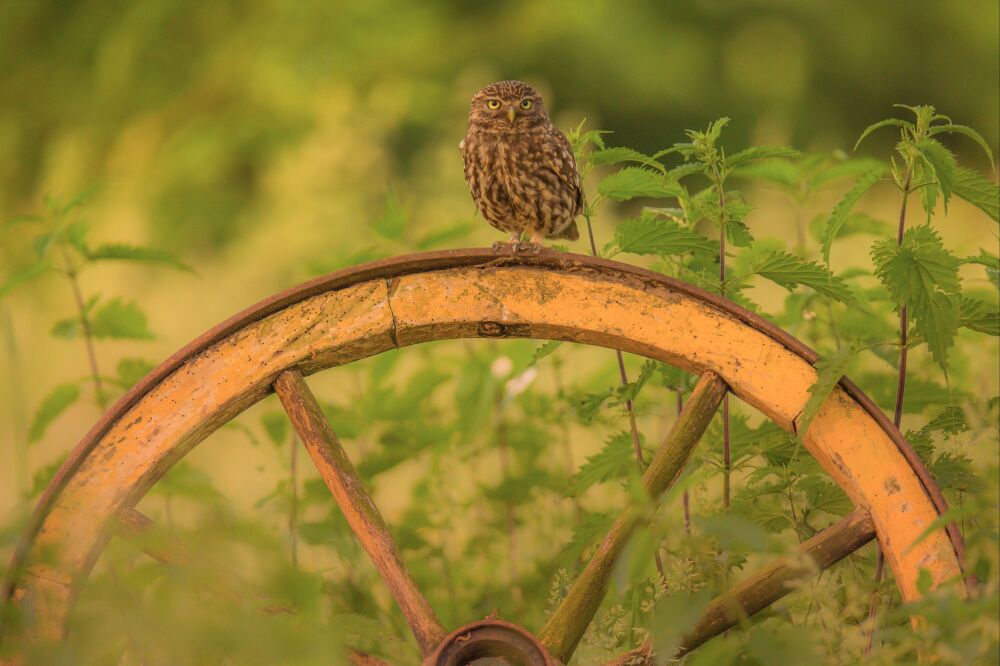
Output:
[{"xmin": 426, "ymin": 620, "xmax": 556, "ymax": 666}]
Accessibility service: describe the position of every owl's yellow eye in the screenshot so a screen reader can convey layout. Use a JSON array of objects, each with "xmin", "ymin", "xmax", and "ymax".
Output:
[
  {"xmin": 486, "ymin": 99, "xmax": 501, "ymax": 110},
  {"xmin": 520, "ymin": 99, "xmax": 533, "ymax": 110}
]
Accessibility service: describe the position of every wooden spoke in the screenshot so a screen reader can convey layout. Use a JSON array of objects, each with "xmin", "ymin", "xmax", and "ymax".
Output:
[
  {"xmin": 604, "ymin": 508, "xmax": 877, "ymax": 664},
  {"xmin": 540, "ymin": 371, "xmax": 728, "ymax": 663},
  {"xmin": 273, "ymin": 369, "xmax": 446, "ymax": 656}
]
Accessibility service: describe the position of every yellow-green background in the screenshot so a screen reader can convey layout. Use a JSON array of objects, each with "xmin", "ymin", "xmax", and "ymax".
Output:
[{"xmin": 1, "ymin": 1, "xmax": 998, "ymax": 648}]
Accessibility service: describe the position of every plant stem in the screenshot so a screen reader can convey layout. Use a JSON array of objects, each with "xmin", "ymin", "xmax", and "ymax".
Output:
[
  {"xmin": 584, "ymin": 211, "xmax": 663, "ymax": 583},
  {"xmin": 715, "ymin": 177, "xmax": 732, "ymax": 512},
  {"xmin": 679, "ymin": 390, "xmax": 691, "ymax": 535},
  {"xmin": 289, "ymin": 435, "xmax": 299, "ymax": 569},
  {"xmin": 60, "ymin": 247, "xmax": 106, "ymax": 407},
  {"xmin": 865, "ymin": 165, "xmax": 913, "ymax": 656},
  {"xmin": 584, "ymin": 212, "xmax": 644, "ymax": 467}
]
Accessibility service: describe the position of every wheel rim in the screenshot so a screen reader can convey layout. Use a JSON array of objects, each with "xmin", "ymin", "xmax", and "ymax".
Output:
[{"xmin": 1, "ymin": 248, "xmax": 966, "ymax": 658}]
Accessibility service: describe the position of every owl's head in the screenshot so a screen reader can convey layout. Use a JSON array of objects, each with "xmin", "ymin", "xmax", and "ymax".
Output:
[{"xmin": 468, "ymin": 80, "xmax": 549, "ymax": 132}]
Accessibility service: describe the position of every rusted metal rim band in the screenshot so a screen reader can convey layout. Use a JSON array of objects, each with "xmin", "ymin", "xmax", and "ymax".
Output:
[{"xmin": 1, "ymin": 248, "xmax": 967, "ymax": 611}]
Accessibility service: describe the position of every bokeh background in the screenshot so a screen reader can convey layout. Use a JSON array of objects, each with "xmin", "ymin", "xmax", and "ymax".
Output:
[{"xmin": 1, "ymin": 1, "xmax": 998, "ymax": 662}]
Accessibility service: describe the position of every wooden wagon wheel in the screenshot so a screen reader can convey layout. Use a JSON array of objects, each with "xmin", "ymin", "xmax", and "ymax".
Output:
[{"xmin": 1, "ymin": 249, "xmax": 968, "ymax": 665}]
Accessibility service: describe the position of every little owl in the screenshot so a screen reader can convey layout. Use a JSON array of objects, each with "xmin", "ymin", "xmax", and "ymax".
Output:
[{"xmin": 461, "ymin": 80, "xmax": 582, "ymax": 251}]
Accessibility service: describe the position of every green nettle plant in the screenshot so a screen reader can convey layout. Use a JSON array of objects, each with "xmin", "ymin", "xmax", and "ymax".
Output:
[
  {"xmin": 1, "ymin": 192, "xmax": 192, "ymax": 499},
  {"xmin": 1, "ymin": 105, "xmax": 997, "ymax": 665}
]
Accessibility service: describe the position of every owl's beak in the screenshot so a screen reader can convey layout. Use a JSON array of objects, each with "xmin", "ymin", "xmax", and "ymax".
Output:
[{"xmin": 507, "ymin": 107, "xmax": 516, "ymax": 123}]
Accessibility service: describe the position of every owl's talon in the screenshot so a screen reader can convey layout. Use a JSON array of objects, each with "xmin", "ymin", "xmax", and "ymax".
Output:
[
  {"xmin": 490, "ymin": 240, "xmax": 508, "ymax": 253},
  {"xmin": 516, "ymin": 241, "xmax": 542, "ymax": 255}
]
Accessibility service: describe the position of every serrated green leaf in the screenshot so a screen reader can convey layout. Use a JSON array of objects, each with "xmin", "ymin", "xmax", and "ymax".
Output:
[
  {"xmin": 749, "ymin": 250, "xmax": 854, "ymax": 303},
  {"xmin": 613, "ymin": 214, "xmax": 717, "ymax": 257},
  {"xmin": 0, "ymin": 263, "xmax": 51, "ymax": 299},
  {"xmin": 952, "ymin": 166, "xmax": 999, "ymax": 222},
  {"xmin": 854, "ymin": 118, "xmax": 913, "ymax": 150},
  {"xmin": 573, "ymin": 387, "xmax": 614, "ymax": 422},
  {"xmin": 959, "ymin": 296, "xmax": 999, "ymax": 335},
  {"xmin": 89, "ymin": 298, "xmax": 154, "ymax": 339},
  {"xmin": 527, "ymin": 340, "xmax": 562, "ymax": 367},
  {"xmin": 798, "ymin": 344, "xmax": 862, "ymax": 439},
  {"xmin": 598, "ymin": 167, "xmax": 681, "ymax": 201},
  {"xmin": 569, "ymin": 432, "xmax": 639, "ymax": 495},
  {"xmin": 925, "ymin": 406, "xmax": 967, "ymax": 435},
  {"xmin": 915, "ymin": 139, "xmax": 958, "ymax": 211},
  {"xmin": 725, "ymin": 219, "xmax": 754, "ymax": 248},
  {"xmin": 556, "ymin": 511, "xmax": 615, "ymax": 570},
  {"xmin": 725, "ymin": 145, "xmax": 801, "ymax": 168},
  {"xmin": 588, "ymin": 146, "xmax": 664, "ymax": 172},
  {"xmin": 961, "ymin": 249, "xmax": 1000, "ymax": 270},
  {"xmin": 928, "ymin": 123, "xmax": 996, "ymax": 166},
  {"xmin": 872, "ymin": 226, "xmax": 961, "ymax": 371},
  {"xmin": 820, "ymin": 166, "xmax": 885, "ymax": 264},
  {"xmin": 116, "ymin": 357, "xmax": 153, "ymax": 389},
  {"xmin": 809, "ymin": 212, "xmax": 892, "ymax": 245},
  {"xmin": 801, "ymin": 477, "xmax": 853, "ymax": 516},
  {"xmin": 86, "ymin": 243, "xmax": 193, "ymax": 272},
  {"xmin": 29, "ymin": 383, "xmax": 81, "ymax": 443}
]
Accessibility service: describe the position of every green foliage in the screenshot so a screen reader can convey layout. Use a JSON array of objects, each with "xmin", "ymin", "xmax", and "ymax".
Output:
[
  {"xmin": 820, "ymin": 165, "xmax": 886, "ymax": 264},
  {"xmin": 746, "ymin": 249, "xmax": 854, "ymax": 303},
  {"xmin": 798, "ymin": 343, "xmax": 863, "ymax": 439},
  {"xmin": 872, "ymin": 226, "xmax": 961, "ymax": 371},
  {"xmin": 4, "ymin": 100, "xmax": 997, "ymax": 666},
  {"xmin": 611, "ymin": 213, "xmax": 717, "ymax": 258},
  {"xmin": 597, "ymin": 167, "xmax": 681, "ymax": 201},
  {"xmin": 28, "ymin": 382, "xmax": 80, "ymax": 443}
]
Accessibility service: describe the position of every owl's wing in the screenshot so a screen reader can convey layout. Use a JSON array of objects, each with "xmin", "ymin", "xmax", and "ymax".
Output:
[{"xmin": 546, "ymin": 129, "xmax": 585, "ymax": 215}]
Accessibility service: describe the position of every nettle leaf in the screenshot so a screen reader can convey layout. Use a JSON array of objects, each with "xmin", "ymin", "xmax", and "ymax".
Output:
[
  {"xmin": 598, "ymin": 167, "xmax": 682, "ymax": 201},
  {"xmin": 959, "ymin": 297, "xmax": 999, "ymax": 336},
  {"xmin": 963, "ymin": 249, "xmax": 1000, "ymax": 292},
  {"xmin": 872, "ymin": 226, "xmax": 961, "ymax": 371},
  {"xmin": 798, "ymin": 343, "xmax": 863, "ymax": 439},
  {"xmin": 612, "ymin": 360, "xmax": 658, "ymax": 405},
  {"xmin": 854, "ymin": 118, "xmax": 913, "ymax": 150},
  {"xmin": 748, "ymin": 250, "xmax": 854, "ymax": 303},
  {"xmin": 569, "ymin": 432, "xmax": 640, "ymax": 496},
  {"xmin": 952, "ymin": 167, "xmax": 999, "ymax": 222},
  {"xmin": 29, "ymin": 383, "xmax": 81, "ymax": 443},
  {"xmin": 0, "ymin": 262, "xmax": 52, "ymax": 299},
  {"xmin": 588, "ymin": 146, "xmax": 664, "ymax": 172},
  {"xmin": 925, "ymin": 406, "xmax": 968, "ymax": 435},
  {"xmin": 573, "ymin": 387, "xmax": 614, "ymax": 422},
  {"xmin": 928, "ymin": 123, "xmax": 996, "ymax": 165},
  {"xmin": 725, "ymin": 219, "xmax": 754, "ymax": 248},
  {"xmin": 809, "ymin": 212, "xmax": 892, "ymax": 245},
  {"xmin": 931, "ymin": 452, "xmax": 979, "ymax": 493},
  {"xmin": 86, "ymin": 244, "xmax": 193, "ymax": 272},
  {"xmin": 556, "ymin": 511, "xmax": 615, "ymax": 570},
  {"xmin": 90, "ymin": 298, "xmax": 154, "ymax": 339},
  {"xmin": 725, "ymin": 145, "xmax": 801, "ymax": 168},
  {"xmin": 801, "ymin": 476, "xmax": 853, "ymax": 516},
  {"xmin": 613, "ymin": 214, "xmax": 717, "ymax": 257},
  {"xmin": 527, "ymin": 340, "xmax": 562, "ymax": 367},
  {"xmin": 915, "ymin": 139, "xmax": 958, "ymax": 210},
  {"xmin": 820, "ymin": 165, "xmax": 885, "ymax": 264},
  {"xmin": 116, "ymin": 357, "xmax": 153, "ymax": 389}
]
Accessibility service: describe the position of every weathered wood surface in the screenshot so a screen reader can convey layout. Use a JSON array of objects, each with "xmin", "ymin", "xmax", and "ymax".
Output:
[
  {"xmin": 1, "ymin": 249, "xmax": 963, "ymax": 650},
  {"xmin": 540, "ymin": 372, "xmax": 728, "ymax": 662},
  {"xmin": 274, "ymin": 369, "xmax": 445, "ymax": 655}
]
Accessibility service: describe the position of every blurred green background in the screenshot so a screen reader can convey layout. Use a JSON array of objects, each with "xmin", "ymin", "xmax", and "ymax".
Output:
[
  {"xmin": 0, "ymin": 3, "xmax": 998, "ymax": 660},
  {"xmin": 3, "ymin": 0, "xmax": 999, "ymax": 542}
]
